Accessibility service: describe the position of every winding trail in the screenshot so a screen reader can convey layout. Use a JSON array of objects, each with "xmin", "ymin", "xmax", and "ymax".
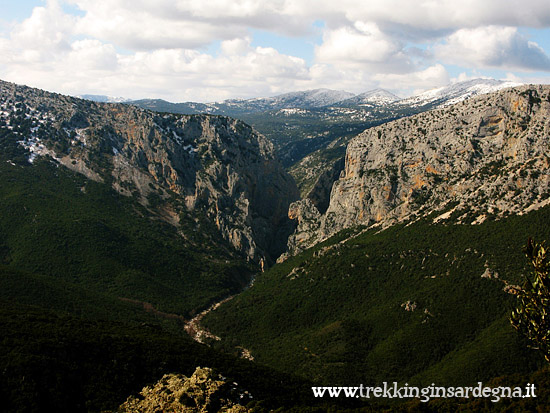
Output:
[
  {"xmin": 120, "ymin": 274, "xmax": 256, "ymax": 361},
  {"xmin": 183, "ymin": 295, "xmax": 236, "ymax": 343},
  {"xmin": 183, "ymin": 275, "xmax": 257, "ymax": 360}
]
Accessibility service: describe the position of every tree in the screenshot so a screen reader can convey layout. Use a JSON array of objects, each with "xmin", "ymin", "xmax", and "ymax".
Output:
[{"xmin": 510, "ymin": 238, "xmax": 550, "ymax": 362}]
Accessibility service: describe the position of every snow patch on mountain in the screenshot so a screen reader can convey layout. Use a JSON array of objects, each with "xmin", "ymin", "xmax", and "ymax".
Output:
[
  {"xmin": 400, "ymin": 79, "xmax": 522, "ymax": 108},
  {"xmin": 270, "ymin": 88, "xmax": 355, "ymax": 108},
  {"xmin": 276, "ymin": 108, "xmax": 310, "ymax": 116},
  {"xmin": 338, "ymin": 89, "xmax": 400, "ymax": 106},
  {"xmin": 77, "ymin": 94, "xmax": 131, "ymax": 103}
]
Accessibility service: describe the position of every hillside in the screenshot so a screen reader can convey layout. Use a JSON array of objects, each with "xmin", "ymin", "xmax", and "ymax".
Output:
[
  {"xmin": 0, "ymin": 79, "xmax": 298, "ymax": 263},
  {"xmin": 0, "ymin": 80, "xmax": 311, "ymax": 412},
  {"xmin": 0, "ymin": 298, "xmax": 327, "ymax": 412},
  {"xmin": 286, "ymin": 85, "xmax": 550, "ymax": 255},
  {"xmin": 0, "ymin": 156, "xmax": 252, "ymax": 317},
  {"xmin": 204, "ymin": 205, "xmax": 550, "ymax": 387},
  {"xmin": 3, "ymin": 79, "xmax": 550, "ymax": 411},
  {"xmin": 202, "ymin": 84, "xmax": 550, "ymax": 403}
]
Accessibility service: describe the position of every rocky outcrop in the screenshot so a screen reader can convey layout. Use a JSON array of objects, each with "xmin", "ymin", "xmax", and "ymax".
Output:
[
  {"xmin": 118, "ymin": 367, "xmax": 251, "ymax": 412},
  {"xmin": 286, "ymin": 85, "xmax": 550, "ymax": 254},
  {"xmin": 305, "ymin": 156, "xmax": 345, "ymax": 214},
  {"xmin": 279, "ymin": 199, "xmax": 323, "ymax": 261},
  {"xmin": 0, "ymin": 79, "xmax": 299, "ymax": 262}
]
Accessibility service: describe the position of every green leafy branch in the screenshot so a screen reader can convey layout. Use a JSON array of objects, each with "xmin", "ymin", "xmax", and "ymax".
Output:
[{"xmin": 510, "ymin": 238, "xmax": 550, "ymax": 362}]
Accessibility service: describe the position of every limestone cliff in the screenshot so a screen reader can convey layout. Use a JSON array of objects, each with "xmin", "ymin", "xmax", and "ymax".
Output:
[
  {"xmin": 286, "ymin": 85, "xmax": 550, "ymax": 254},
  {"xmin": 0, "ymin": 79, "xmax": 298, "ymax": 262},
  {"xmin": 305, "ymin": 156, "xmax": 345, "ymax": 214}
]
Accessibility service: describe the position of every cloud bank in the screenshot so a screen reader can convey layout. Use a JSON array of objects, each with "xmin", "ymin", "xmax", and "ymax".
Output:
[{"xmin": 0, "ymin": 0, "xmax": 549, "ymax": 101}]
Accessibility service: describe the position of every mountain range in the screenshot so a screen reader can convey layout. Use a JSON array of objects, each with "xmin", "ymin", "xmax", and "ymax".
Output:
[
  {"xmin": 122, "ymin": 79, "xmax": 521, "ymax": 197},
  {"xmin": 77, "ymin": 80, "xmax": 520, "ymax": 204},
  {"xmin": 1, "ymin": 78, "xmax": 550, "ymax": 412},
  {"xmin": 203, "ymin": 84, "xmax": 550, "ymax": 402},
  {"xmin": 78, "ymin": 78, "xmax": 518, "ymax": 116},
  {"xmin": 76, "ymin": 94, "xmax": 131, "ymax": 103}
]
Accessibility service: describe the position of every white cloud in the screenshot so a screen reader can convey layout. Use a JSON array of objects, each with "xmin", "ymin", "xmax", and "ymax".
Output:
[
  {"xmin": 338, "ymin": 0, "xmax": 550, "ymax": 35},
  {"xmin": 69, "ymin": 39, "xmax": 118, "ymax": 70},
  {"xmin": 73, "ymin": 6, "xmax": 241, "ymax": 50},
  {"xmin": 1, "ymin": 0, "xmax": 550, "ymax": 101},
  {"xmin": 373, "ymin": 64, "xmax": 450, "ymax": 96},
  {"xmin": 1, "ymin": 29, "xmax": 312, "ymax": 102},
  {"xmin": 6, "ymin": 0, "xmax": 75, "ymax": 63},
  {"xmin": 67, "ymin": 0, "xmax": 313, "ymax": 50},
  {"xmin": 315, "ymin": 23, "xmax": 412, "ymax": 73},
  {"xmin": 64, "ymin": 0, "xmax": 550, "ymax": 52},
  {"xmin": 435, "ymin": 26, "xmax": 550, "ymax": 72},
  {"xmin": 221, "ymin": 37, "xmax": 252, "ymax": 56}
]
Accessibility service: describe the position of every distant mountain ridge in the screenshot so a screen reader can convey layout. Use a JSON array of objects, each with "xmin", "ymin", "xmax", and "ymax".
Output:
[
  {"xmin": 239, "ymin": 88, "xmax": 356, "ymax": 109},
  {"xmin": 128, "ymin": 88, "xmax": 357, "ymax": 116},
  {"xmin": 399, "ymin": 78, "xmax": 521, "ymax": 108},
  {"xmin": 124, "ymin": 79, "xmax": 520, "ymax": 116},
  {"xmin": 337, "ymin": 89, "xmax": 401, "ymax": 106},
  {"xmin": 77, "ymin": 94, "xmax": 131, "ymax": 103}
]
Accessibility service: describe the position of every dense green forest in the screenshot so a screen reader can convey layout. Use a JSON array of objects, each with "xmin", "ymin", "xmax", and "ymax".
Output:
[
  {"xmin": 0, "ymin": 151, "xmax": 325, "ymax": 412},
  {"xmin": 2, "ymin": 295, "xmax": 548, "ymax": 412},
  {"xmin": 204, "ymin": 205, "xmax": 550, "ymax": 389},
  {"xmin": 2, "ymin": 92, "xmax": 550, "ymax": 411},
  {"xmin": 1, "ymin": 152, "xmax": 549, "ymax": 411},
  {"xmin": 0, "ymin": 299, "xmax": 330, "ymax": 412},
  {"xmin": 0, "ymin": 155, "xmax": 252, "ymax": 317}
]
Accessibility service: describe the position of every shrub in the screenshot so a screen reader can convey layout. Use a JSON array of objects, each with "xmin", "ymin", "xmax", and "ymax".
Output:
[{"xmin": 510, "ymin": 238, "xmax": 550, "ymax": 362}]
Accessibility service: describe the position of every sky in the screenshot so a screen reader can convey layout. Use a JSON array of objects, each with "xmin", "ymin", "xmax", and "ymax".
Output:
[{"xmin": 1, "ymin": 0, "xmax": 550, "ymax": 102}]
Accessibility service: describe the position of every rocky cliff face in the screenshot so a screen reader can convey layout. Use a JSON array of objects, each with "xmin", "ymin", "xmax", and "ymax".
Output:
[
  {"xmin": 0, "ymin": 80, "xmax": 298, "ymax": 262},
  {"xmin": 305, "ymin": 156, "xmax": 345, "ymax": 214},
  {"xmin": 286, "ymin": 85, "xmax": 550, "ymax": 255},
  {"xmin": 118, "ymin": 367, "xmax": 251, "ymax": 412}
]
